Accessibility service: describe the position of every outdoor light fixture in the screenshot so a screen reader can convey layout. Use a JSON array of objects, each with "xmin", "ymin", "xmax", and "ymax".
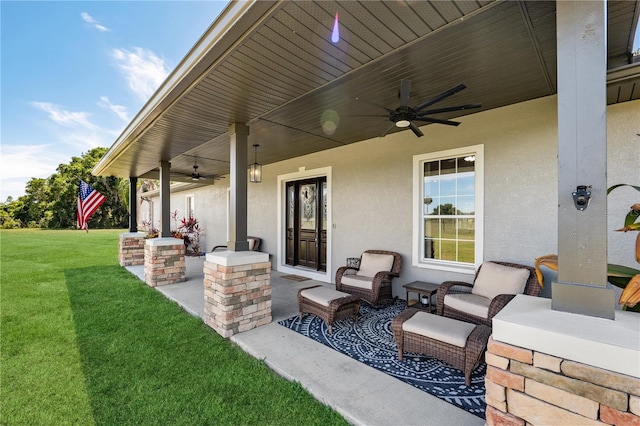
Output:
[
  {"xmin": 395, "ymin": 119, "xmax": 411, "ymax": 128},
  {"xmin": 572, "ymin": 185, "xmax": 592, "ymax": 211},
  {"xmin": 249, "ymin": 144, "xmax": 262, "ymax": 183}
]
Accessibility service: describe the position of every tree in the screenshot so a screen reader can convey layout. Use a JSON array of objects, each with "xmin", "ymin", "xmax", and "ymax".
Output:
[{"xmin": 1, "ymin": 147, "xmax": 129, "ymax": 229}]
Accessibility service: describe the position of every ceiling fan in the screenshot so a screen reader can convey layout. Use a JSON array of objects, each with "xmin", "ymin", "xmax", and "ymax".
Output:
[
  {"xmin": 189, "ymin": 164, "xmax": 225, "ymax": 182},
  {"xmin": 169, "ymin": 162, "xmax": 224, "ymax": 182},
  {"xmin": 356, "ymin": 79, "xmax": 481, "ymax": 137}
]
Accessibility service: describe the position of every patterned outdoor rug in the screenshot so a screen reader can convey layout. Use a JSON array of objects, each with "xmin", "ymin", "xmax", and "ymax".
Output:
[
  {"xmin": 278, "ymin": 299, "xmax": 486, "ymax": 419},
  {"xmin": 281, "ymin": 274, "xmax": 311, "ymax": 282}
]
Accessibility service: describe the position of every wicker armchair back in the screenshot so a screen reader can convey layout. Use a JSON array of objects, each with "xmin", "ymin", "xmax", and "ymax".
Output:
[
  {"xmin": 335, "ymin": 250, "xmax": 402, "ymax": 306},
  {"xmin": 436, "ymin": 261, "xmax": 540, "ymax": 327}
]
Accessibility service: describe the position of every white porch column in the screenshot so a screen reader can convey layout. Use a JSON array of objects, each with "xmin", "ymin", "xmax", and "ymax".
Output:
[{"xmin": 553, "ymin": 0, "xmax": 615, "ymax": 319}]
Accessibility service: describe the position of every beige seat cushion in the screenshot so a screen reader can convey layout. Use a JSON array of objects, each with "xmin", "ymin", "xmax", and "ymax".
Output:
[
  {"xmin": 471, "ymin": 262, "xmax": 530, "ymax": 300},
  {"xmin": 300, "ymin": 287, "xmax": 351, "ymax": 307},
  {"xmin": 248, "ymin": 238, "xmax": 258, "ymax": 250},
  {"xmin": 356, "ymin": 253, "xmax": 394, "ymax": 278},
  {"xmin": 444, "ymin": 293, "xmax": 491, "ymax": 319},
  {"xmin": 402, "ymin": 311, "xmax": 477, "ymax": 348},
  {"xmin": 340, "ymin": 275, "xmax": 373, "ymax": 290}
]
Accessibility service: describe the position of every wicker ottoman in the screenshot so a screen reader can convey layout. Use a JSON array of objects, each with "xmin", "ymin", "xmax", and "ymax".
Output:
[
  {"xmin": 298, "ymin": 285, "xmax": 361, "ymax": 333},
  {"xmin": 392, "ymin": 308, "xmax": 491, "ymax": 385}
]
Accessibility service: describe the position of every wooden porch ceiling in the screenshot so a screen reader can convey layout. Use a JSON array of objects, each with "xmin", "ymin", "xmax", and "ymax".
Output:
[{"xmin": 93, "ymin": 0, "xmax": 640, "ymax": 184}]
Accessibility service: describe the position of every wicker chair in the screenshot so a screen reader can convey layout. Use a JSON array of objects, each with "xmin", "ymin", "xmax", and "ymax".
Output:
[
  {"xmin": 436, "ymin": 261, "xmax": 541, "ymax": 327},
  {"xmin": 335, "ymin": 250, "xmax": 402, "ymax": 306},
  {"xmin": 211, "ymin": 236, "xmax": 261, "ymax": 252}
]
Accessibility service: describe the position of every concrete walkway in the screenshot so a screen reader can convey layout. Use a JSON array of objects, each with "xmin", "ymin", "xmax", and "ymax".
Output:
[{"xmin": 126, "ymin": 257, "xmax": 484, "ymax": 426}]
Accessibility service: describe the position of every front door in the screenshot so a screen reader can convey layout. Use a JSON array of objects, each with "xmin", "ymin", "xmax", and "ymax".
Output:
[{"xmin": 286, "ymin": 177, "xmax": 326, "ymax": 271}]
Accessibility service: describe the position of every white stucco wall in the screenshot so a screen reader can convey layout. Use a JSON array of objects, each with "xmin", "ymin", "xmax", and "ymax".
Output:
[{"xmin": 147, "ymin": 96, "xmax": 639, "ymax": 299}]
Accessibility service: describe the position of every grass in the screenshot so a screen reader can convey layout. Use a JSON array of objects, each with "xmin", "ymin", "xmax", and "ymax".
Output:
[{"xmin": 1, "ymin": 229, "xmax": 348, "ymax": 425}]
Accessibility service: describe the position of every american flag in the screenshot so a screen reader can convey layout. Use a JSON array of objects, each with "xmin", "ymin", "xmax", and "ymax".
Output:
[{"xmin": 77, "ymin": 180, "xmax": 106, "ymax": 231}]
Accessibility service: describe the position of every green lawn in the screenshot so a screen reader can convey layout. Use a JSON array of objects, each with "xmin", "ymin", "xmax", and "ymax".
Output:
[{"xmin": 1, "ymin": 229, "xmax": 347, "ymax": 425}]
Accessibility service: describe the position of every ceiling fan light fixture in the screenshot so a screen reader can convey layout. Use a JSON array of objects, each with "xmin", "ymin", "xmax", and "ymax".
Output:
[
  {"xmin": 396, "ymin": 119, "xmax": 411, "ymax": 128},
  {"xmin": 191, "ymin": 164, "xmax": 201, "ymax": 180}
]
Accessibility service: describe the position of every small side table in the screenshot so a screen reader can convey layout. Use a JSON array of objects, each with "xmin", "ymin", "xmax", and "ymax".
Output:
[{"xmin": 403, "ymin": 281, "xmax": 439, "ymax": 313}]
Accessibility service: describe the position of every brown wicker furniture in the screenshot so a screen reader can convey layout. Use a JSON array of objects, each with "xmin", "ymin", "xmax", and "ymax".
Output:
[
  {"xmin": 436, "ymin": 261, "xmax": 541, "ymax": 327},
  {"xmin": 392, "ymin": 308, "xmax": 491, "ymax": 385},
  {"xmin": 403, "ymin": 281, "xmax": 439, "ymax": 312},
  {"xmin": 335, "ymin": 250, "xmax": 402, "ymax": 306},
  {"xmin": 298, "ymin": 285, "xmax": 361, "ymax": 333},
  {"xmin": 211, "ymin": 236, "xmax": 261, "ymax": 252}
]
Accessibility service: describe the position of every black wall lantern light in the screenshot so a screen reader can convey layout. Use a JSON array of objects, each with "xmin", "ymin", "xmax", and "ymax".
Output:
[{"xmin": 249, "ymin": 144, "xmax": 262, "ymax": 183}]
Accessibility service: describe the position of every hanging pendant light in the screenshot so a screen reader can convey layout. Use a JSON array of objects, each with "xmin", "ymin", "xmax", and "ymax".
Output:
[{"xmin": 249, "ymin": 144, "xmax": 262, "ymax": 183}]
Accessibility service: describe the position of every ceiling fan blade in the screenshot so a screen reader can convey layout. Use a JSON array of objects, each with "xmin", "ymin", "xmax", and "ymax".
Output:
[
  {"xmin": 413, "ymin": 117, "xmax": 461, "ymax": 126},
  {"xmin": 355, "ymin": 97, "xmax": 394, "ymax": 113},
  {"xmin": 409, "ymin": 122, "xmax": 424, "ymax": 137},
  {"xmin": 413, "ymin": 84, "xmax": 467, "ymax": 112},
  {"xmin": 380, "ymin": 122, "xmax": 396, "ymax": 137},
  {"xmin": 416, "ymin": 103, "xmax": 482, "ymax": 115},
  {"xmin": 399, "ymin": 79, "xmax": 411, "ymax": 107},
  {"xmin": 348, "ymin": 114, "xmax": 390, "ymax": 118}
]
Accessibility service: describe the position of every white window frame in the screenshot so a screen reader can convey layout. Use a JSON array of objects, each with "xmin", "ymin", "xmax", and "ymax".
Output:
[
  {"xmin": 185, "ymin": 194, "xmax": 195, "ymax": 218},
  {"xmin": 412, "ymin": 145, "xmax": 484, "ymax": 274}
]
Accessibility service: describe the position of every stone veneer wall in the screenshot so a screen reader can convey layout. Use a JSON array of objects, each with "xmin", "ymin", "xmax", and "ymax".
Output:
[
  {"xmin": 144, "ymin": 238, "xmax": 186, "ymax": 287},
  {"xmin": 119, "ymin": 233, "xmax": 146, "ymax": 266},
  {"xmin": 485, "ymin": 336, "xmax": 640, "ymax": 426},
  {"xmin": 203, "ymin": 259, "xmax": 272, "ymax": 338}
]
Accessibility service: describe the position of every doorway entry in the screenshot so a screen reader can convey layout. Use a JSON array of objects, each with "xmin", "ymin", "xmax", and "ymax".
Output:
[{"xmin": 285, "ymin": 177, "xmax": 327, "ymax": 272}]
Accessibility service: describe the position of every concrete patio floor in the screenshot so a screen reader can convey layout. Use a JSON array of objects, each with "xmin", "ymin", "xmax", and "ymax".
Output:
[{"xmin": 126, "ymin": 257, "xmax": 485, "ymax": 426}]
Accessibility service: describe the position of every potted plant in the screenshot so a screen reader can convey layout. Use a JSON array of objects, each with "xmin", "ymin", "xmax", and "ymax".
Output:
[
  {"xmin": 141, "ymin": 220, "xmax": 159, "ymax": 239},
  {"xmin": 178, "ymin": 215, "xmax": 203, "ymax": 256}
]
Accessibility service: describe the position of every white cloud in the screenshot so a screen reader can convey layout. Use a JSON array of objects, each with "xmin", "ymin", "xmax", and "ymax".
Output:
[
  {"xmin": 0, "ymin": 144, "xmax": 68, "ymax": 201},
  {"xmin": 81, "ymin": 12, "xmax": 109, "ymax": 32},
  {"xmin": 1, "ymin": 101, "xmax": 124, "ymax": 200},
  {"xmin": 29, "ymin": 101, "xmax": 119, "ymax": 151},
  {"xmin": 98, "ymin": 96, "xmax": 130, "ymax": 122},
  {"xmin": 30, "ymin": 101, "xmax": 98, "ymax": 130},
  {"xmin": 112, "ymin": 47, "xmax": 169, "ymax": 101}
]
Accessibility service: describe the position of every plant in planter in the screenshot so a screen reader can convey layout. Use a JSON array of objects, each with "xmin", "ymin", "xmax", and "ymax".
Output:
[
  {"xmin": 535, "ymin": 184, "xmax": 640, "ymax": 312},
  {"xmin": 178, "ymin": 215, "xmax": 203, "ymax": 256},
  {"xmin": 141, "ymin": 220, "xmax": 159, "ymax": 239},
  {"xmin": 167, "ymin": 210, "xmax": 204, "ymax": 256}
]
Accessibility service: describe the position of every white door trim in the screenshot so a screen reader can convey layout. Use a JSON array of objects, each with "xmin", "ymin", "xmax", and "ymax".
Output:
[{"xmin": 277, "ymin": 166, "xmax": 332, "ymax": 283}]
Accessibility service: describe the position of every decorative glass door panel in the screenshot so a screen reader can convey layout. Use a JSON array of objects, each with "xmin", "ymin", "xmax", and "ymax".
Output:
[{"xmin": 286, "ymin": 177, "xmax": 327, "ymax": 271}]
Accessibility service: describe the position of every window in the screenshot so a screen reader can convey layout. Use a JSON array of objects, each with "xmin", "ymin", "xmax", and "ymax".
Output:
[
  {"xmin": 186, "ymin": 195, "xmax": 195, "ymax": 218},
  {"xmin": 413, "ymin": 145, "xmax": 483, "ymax": 273}
]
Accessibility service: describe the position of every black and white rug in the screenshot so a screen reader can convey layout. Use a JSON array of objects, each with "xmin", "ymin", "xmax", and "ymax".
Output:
[{"xmin": 278, "ymin": 299, "xmax": 486, "ymax": 419}]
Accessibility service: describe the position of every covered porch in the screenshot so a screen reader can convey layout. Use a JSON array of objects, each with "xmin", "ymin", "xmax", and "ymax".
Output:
[
  {"xmin": 124, "ymin": 256, "xmax": 485, "ymax": 426},
  {"xmin": 103, "ymin": 0, "xmax": 639, "ymax": 423}
]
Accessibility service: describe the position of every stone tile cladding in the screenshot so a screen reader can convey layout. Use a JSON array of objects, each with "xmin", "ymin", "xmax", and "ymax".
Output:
[
  {"xmin": 485, "ymin": 336, "xmax": 640, "ymax": 426},
  {"xmin": 203, "ymin": 260, "xmax": 272, "ymax": 338},
  {"xmin": 143, "ymin": 242, "xmax": 186, "ymax": 287},
  {"xmin": 118, "ymin": 234, "xmax": 145, "ymax": 266}
]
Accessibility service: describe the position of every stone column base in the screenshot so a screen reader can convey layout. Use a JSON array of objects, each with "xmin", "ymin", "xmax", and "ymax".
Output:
[
  {"xmin": 144, "ymin": 238, "xmax": 186, "ymax": 287},
  {"xmin": 119, "ymin": 232, "xmax": 146, "ymax": 266},
  {"xmin": 203, "ymin": 251, "xmax": 271, "ymax": 338},
  {"xmin": 485, "ymin": 336, "xmax": 640, "ymax": 425}
]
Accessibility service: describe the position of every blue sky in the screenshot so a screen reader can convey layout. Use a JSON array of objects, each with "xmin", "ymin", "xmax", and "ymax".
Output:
[{"xmin": 1, "ymin": 1, "xmax": 228, "ymax": 201}]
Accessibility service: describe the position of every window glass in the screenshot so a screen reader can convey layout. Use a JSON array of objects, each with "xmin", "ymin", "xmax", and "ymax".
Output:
[
  {"xmin": 420, "ymin": 151, "xmax": 480, "ymax": 266},
  {"xmin": 186, "ymin": 195, "xmax": 195, "ymax": 218}
]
